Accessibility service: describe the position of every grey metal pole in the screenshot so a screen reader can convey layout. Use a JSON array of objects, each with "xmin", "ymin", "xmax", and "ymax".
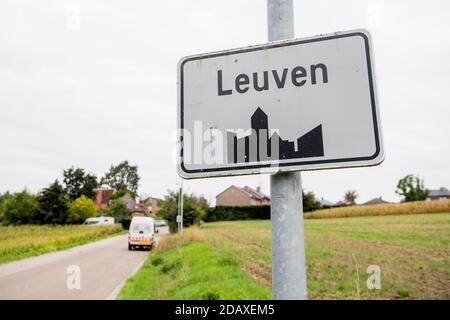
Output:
[
  {"xmin": 180, "ymin": 180, "xmax": 184, "ymax": 233},
  {"xmin": 268, "ymin": 0, "xmax": 307, "ymax": 300}
]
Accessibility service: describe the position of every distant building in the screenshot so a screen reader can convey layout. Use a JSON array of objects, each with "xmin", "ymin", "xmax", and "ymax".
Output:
[
  {"xmin": 319, "ymin": 198, "xmax": 334, "ymax": 208},
  {"xmin": 332, "ymin": 200, "xmax": 348, "ymax": 208},
  {"xmin": 427, "ymin": 187, "xmax": 450, "ymax": 201},
  {"xmin": 143, "ymin": 196, "xmax": 162, "ymax": 215},
  {"xmin": 93, "ymin": 188, "xmax": 149, "ymax": 216},
  {"xmin": 93, "ymin": 187, "xmax": 115, "ymax": 209},
  {"xmin": 362, "ymin": 197, "xmax": 390, "ymax": 206},
  {"xmin": 216, "ymin": 185, "xmax": 270, "ymax": 207},
  {"xmin": 120, "ymin": 193, "xmax": 149, "ymax": 216}
]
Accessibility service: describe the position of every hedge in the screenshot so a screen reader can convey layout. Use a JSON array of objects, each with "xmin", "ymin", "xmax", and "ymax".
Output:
[{"xmin": 204, "ymin": 205, "xmax": 270, "ymax": 222}]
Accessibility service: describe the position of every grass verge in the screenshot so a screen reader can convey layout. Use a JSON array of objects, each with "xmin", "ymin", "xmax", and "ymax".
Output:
[
  {"xmin": 118, "ymin": 240, "xmax": 270, "ymax": 300},
  {"xmin": 0, "ymin": 224, "xmax": 124, "ymax": 264}
]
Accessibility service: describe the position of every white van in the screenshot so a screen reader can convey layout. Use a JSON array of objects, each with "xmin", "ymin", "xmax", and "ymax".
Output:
[
  {"xmin": 128, "ymin": 216, "xmax": 156, "ymax": 251},
  {"xmin": 84, "ymin": 216, "xmax": 115, "ymax": 225}
]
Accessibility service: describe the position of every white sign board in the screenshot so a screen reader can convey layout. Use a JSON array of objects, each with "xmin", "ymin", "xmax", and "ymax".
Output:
[{"xmin": 177, "ymin": 29, "xmax": 384, "ymax": 178}]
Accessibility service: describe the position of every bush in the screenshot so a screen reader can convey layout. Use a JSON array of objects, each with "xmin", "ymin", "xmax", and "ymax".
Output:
[
  {"xmin": 67, "ymin": 195, "xmax": 98, "ymax": 224},
  {"xmin": 204, "ymin": 206, "xmax": 270, "ymax": 222},
  {"xmin": 105, "ymin": 199, "xmax": 132, "ymax": 228},
  {"xmin": 159, "ymin": 191, "xmax": 208, "ymax": 233},
  {"xmin": 1, "ymin": 190, "xmax": 39, "ymax": 225}
]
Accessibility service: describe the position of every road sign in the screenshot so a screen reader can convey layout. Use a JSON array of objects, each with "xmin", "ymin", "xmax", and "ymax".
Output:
[{"xmin": 177, "ymin": 29, "xmax": 384, "ymax": 179}]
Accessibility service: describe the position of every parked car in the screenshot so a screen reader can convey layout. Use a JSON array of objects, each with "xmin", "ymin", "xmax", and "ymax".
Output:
[
  {"xmin": 155, "ymin": 220, "xmax": 167, "ymax": 227},
  {"xmin": 83, "ymin": 216, "xmax": 115, "ymax": 225},
  {"xmin": 128, "ymin": 216, "xmax": 156, "ymax": 251}
]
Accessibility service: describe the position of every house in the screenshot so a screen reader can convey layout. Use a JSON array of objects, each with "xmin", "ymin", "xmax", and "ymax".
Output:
[
  {"xmin": 332, "ymin": 200, "xmax": 348, "ymax": 207},
  {"xmin": 143, "ymin": 196, "xmax": 162, "ymax": 215},
  {"xmin": 362, "ymin": 196, "xmax": 390, "ymax": 206},
  {"xmin": 216, "ymin": 185, "xmax": 270, "ymax": 207},
  {"xmin": 319, "ymin": 198, "xmax": 334, "ymax": 208},
  {"xmin": 120, "ymin": 193, "xmax": 149, "ymax": 216},
  {"xmin": 93, "ymin": 187, "xmax": 115, "ymax": 209},
  {"xmin": 427, "ymin": 187, "xmax": 450, "ymax": 201},
  {"xmin": 93, "ymin": 188, "xmax": 149, "ymax": 216}
]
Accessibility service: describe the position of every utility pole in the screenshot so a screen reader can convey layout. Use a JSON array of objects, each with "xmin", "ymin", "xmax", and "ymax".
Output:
[{"xmin": 268, "ymin": 0, "xmax": 307, "ymax": 300}]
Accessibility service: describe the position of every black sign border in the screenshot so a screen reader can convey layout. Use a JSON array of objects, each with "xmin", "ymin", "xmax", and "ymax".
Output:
[{"xmin": 179, "ymin": 31, "xmax": 381, "ymax": 176}]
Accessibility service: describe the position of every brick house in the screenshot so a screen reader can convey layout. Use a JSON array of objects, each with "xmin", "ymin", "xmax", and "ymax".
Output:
[
  {"xmin": 141, "ymin": 196, "xmax": 162, "ymax": 216},
  {"xmin": 216, "ymin": 186, "xmax": 270, "ymax": 207},
  {"xmin": 93, "ymin": 188, "xmax": 149, "ymax": 216},
  {"xmin": 93, "ymin": 187, "xmax": 115, "ymax": 209}
]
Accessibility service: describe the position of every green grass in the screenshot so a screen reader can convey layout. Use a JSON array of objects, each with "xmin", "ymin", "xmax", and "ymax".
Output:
[
  {"xmin": 118, "ymin": 241, "xmax": 270, "ymax": 300},
  {"xmin": 202, "ymin": 213, "xmax": 450, "ymax": 299},
  {"xmin": 0, "ymin": 224, "xmax": 124, "ymax": 264},
  {"xmin": 119, "ymin": 213, "xmax": 450, "ymax": 300}
]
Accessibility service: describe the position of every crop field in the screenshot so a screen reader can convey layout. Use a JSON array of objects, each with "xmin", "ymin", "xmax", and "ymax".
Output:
[
  {"xmin": 120, "ymin": 213, "xmax": 449, "ymax": 300},
  {"xmin": 305, "ymin": 199, "xmax": 450, "ymax": 219},
  {"xmin": 0, "ymin": 224, "xmax": 123, "ymax": 264}
]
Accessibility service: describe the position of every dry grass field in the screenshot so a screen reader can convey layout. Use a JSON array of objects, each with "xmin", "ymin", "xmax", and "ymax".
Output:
[{"xmin": 0, "ymin": 224, "xmax": 123, "ymax": 264}]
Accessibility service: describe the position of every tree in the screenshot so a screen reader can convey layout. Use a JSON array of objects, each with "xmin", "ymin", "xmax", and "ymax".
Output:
[
  {"xmin": 67, "ymin": 195, "xmax": 98, "ymax": 224},
  {"xmin": 0, "ymin": 191, "xmax": 13, "ymax": 224},
  {"xmin": 396, "ymin": 175, "xmax": 429, "ymax": 202},
  {"xmin": 159, "ymin": 190, "xmax": 207, "ymax": 233},
  {"xmin": 302, "ymin": 191, "xmax": 321, "ymax": 212},
  {"xmin": 63, "ymin": 167, "xmax": 98, "ymax": 200},
  {"xmin": 106, "ymin": 199, "xmax": 132, "ymax": 228},
  {"xmin": 37, "ymin": 180, "xmax": 69, "ymax": 224},
  {"xmin": 1, "ymin": 190, "xmax": 39, "ymax": 225},
  {"xmin": 100, "ymin": 161, "xmax": 140, "ymax": 195},
  {"xmin": 344, "ymin": 190, "xmax": 358, "ymax": 205}
]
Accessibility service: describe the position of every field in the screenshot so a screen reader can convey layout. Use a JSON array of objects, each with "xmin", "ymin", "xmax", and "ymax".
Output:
[
  {"xmin": 0, "ymin": 224, "xmax": 123, "ymax": 264},
  {"xmin": 119, "ymin": 213, "xmax": 450, "ymax": 300},
  {"xmin": 305, "ymin": 199, "xmax": 450, "ymax": 219}
]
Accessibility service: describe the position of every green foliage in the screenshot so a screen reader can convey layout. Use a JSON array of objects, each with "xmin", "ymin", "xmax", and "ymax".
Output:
[
  {"xmin": 396, "ymin": 175, "xmax": 429, "ymax": 202},
  {"xmin": 37, "ymin": 180, "xmax": 69, "ymax": 224},
  {"xmin": 344, "ymin": 190, "xmax": 358, "ymax": 205},
  {"xmin": 159, "ymin": 191, "xmax": 208, "ymax": 233},
  {"xmin": 1, "ymin": 190, "xmax": 39, "ymax": 225},
  {"xmin": 100, "ymin": 161, "xmax": 140, "ymax": 194},
  {"xmin": 0, "ymin": 192, "xmax": 13, "ymax": 223},
  {"xmin": 63, "ymin": 167, "xmax": 98, "ymax": 200},
  {"xmin": 67, "ymin": 195, "xmax": 98, "ymax": 224},
  {"xmin": 105, "ymin": 199, "xmax": 132, "ymax": 228},
  {"xmin": 110, "ymin": 188, "xmax": 132, "ymax": 200},
  {"xmin": 205, "ymin": 206, "xmax": 270, "ymax": 222},
  {"xmin": 303, "ymin": 191, "xmax": 322, "ymax": 212}
]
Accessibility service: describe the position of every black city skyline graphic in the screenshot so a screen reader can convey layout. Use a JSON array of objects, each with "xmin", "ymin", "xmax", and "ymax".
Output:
[{"xmin": 226, "ymin": 107, "xmax": 324, "ymax": 164}]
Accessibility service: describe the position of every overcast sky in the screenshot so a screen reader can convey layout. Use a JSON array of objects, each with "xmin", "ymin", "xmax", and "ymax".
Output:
[{"xmin": 1, "ymin": 0, "xmax": 449, "ymax": 204}]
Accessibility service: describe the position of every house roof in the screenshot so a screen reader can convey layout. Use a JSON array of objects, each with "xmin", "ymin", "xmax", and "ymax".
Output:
[
  {"xmin": 216, "ymin": 185, "xmax": 270, "ymax": 201},
  {"xmin": 362, "ymin": 197, "xmax": 390, "ymax": 205},
  {"xmin": 429, "ymin": 187, "xmax": 450, "ymax": 197},
  {"xmin": 242, "ymin": 186, "xmax": 270, "ymax": 200},
  {"xmin": 319, "ymin": 198, "xmax": 334, "ymax": 207}
]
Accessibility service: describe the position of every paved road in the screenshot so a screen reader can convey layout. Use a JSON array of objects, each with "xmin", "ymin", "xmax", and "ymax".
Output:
[{"xmin": 0, "ymin": 227, "xmax": 169, "ymax": 300}]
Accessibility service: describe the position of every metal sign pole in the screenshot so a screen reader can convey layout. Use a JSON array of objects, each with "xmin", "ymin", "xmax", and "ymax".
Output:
[
  {"xmin": 180, "ymin": 180, "xmax": 184, "ymax": 233},
  {"xmin": 268, "ymin": 0, "xmax": 307, "ymax": 300}
]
